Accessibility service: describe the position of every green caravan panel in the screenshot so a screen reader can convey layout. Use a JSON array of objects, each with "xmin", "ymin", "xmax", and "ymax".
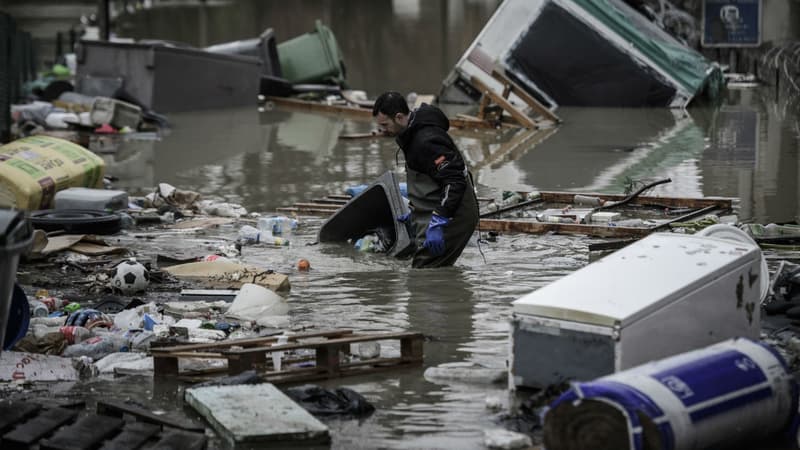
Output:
[{"xmin": 571, "ymin": 0, "xmax": 722, "ymax": 99}]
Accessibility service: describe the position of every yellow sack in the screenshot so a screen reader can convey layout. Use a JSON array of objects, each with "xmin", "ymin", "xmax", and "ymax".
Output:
[{"xmin": 0, "ymin": 136, "xmax": 105, "ymax": 210}]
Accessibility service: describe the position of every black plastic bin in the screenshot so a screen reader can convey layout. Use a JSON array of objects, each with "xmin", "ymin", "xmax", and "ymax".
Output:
[
  {"xmin": 0, "ymin": 209, "xmax": 32, "ymax": 352},
  {"xmin": 205, "ymin": 28, "xmax": 282, "ymax": 78},
  {"xmin": 318, "ymin": 171, "xmax": 413, "ymax": 258}
]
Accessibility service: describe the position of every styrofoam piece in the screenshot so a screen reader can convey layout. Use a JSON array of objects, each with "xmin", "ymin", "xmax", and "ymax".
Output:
[
  {"xmin": 589, "ymin": 211, "xmax": 621, "ymax": 223},
  {"xmin": 185, "ymin": 384, "xmax": 330, "ymax": 446},
  {"xmin": 424, "ymin": 362, "xmax": 507, "ymax": 385},
  {"xmin": 0, "ymin": 352, "xmax": 79, "ymax": 381}
]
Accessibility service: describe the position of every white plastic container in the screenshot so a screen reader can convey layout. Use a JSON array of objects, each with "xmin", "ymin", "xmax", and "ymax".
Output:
[
  {"xmin": 54, "ymin": 187, "xmax": 128, "ymax": 211},
  {"xmin": 590, "ymin": 211, "xmax": 621, "ymax": 223},
  {"xmin": 543, "ymin": 338, "xmax": 798, "ymax": 450},
  {"xmin": 510, "ymin": 231, "xmax": 768, "ymax": 389}
]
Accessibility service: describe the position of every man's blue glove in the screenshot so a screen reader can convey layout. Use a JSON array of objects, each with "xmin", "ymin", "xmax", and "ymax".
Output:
[
  {"xmin": 423, "ymin": 214, "xmax": 449, "ymax": 256},
  {"xmin": 397, "ymin": 211, "xmax": 411, "ymax": 223}
]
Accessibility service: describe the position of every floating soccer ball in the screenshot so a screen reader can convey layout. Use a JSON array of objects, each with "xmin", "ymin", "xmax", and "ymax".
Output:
[{"xmin": 111, "ymin": 259, "xmax": 149, "ymax": 294}]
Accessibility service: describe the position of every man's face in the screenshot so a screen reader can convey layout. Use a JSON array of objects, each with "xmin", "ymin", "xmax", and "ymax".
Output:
[{"xmin": 374, "ymin": 112, "xmax": 408, "ymax": 136}]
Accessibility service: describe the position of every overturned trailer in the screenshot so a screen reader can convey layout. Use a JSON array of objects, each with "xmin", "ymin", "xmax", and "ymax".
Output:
[{"xmin": 441, "ymin": 0, "xmax": 722, "ymax": 108}]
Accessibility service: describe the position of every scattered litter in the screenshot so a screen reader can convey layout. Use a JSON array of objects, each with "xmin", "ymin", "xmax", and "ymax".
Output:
[
  {"xmin": 93, "ymin": 352, "xmax": 153, "ymax": 375},
  {"xmin": 284, "ymin": 384, "xmax": 375, "ymax": 417},
  {"xmin": 423, "ymin": 362, "xmax": 507, "ymax": 385},
  {"xmin": 483, "ymin": 429, "xmax": 533, "ymax": 450}
]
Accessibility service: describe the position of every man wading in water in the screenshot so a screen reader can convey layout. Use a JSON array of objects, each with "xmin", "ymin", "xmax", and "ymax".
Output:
[{"xmin": 372, "ymin": 91, "xmax": 479, "ymax": 268}]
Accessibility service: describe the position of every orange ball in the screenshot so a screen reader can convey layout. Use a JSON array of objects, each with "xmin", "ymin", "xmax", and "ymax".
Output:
[{"xmin": 297, "ymin": 259, "xmax": 311, "ymax": 271}]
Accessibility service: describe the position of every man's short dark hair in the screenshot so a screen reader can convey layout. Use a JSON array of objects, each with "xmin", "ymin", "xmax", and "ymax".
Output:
[{"xmin": 372, "ymin": 91, "xmax": 409, "ymax": 117}]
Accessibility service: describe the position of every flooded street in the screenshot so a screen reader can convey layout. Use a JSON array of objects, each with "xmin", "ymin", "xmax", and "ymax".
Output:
[
  {"xmin": 90, "ymin": 89, "xmax": 800, "ymax": 448},
  {"xmin": 11, "ymin": 1, "xmax": 800, "ymax": 449}
]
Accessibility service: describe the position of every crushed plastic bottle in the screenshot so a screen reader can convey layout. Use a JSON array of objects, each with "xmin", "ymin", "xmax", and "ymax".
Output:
[
  {"xmin": 62, "ymin": 334, "xmax": 129, "ymax": 360},
  {"xmin": 59, "ymin": 326, "xmax": 93, "ymax": 344},
  {"xmin": 257, "ymin": 216, "xmax": 299, "ymax": 236}
]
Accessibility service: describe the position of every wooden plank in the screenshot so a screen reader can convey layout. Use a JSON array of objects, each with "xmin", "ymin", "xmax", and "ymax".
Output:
[
  {"xmin": 40, "ymin": 415, "xmax": 124, "ymax": 450},
  {"xmin": 267, "ymin": 96, "xmax": 502, "ymax": 130},
  {"xmin": 152, "ymin": 330, "xmax": 353, "ymax": 355},
  {"xmin": 401, "ymin": 335, "xmax": 425, "ymax": 360},
  {"xmin": 311, "ymin": 198, "xmax": 348, "ymax": 204},
  {"xmin": 316, "ymin": 344, "xmax": 342, "ymax": 377},
  {"xmin": 536, "ymin": 191, "xmax": 733, "ymax": 209},
  {"xmin": 153, "ymin": 355, "xmax": 179, "ymax": 377},
  {"xmin": 261, "ymin": 358, "xmax": 422, "ymax": 385},
  {"xmin": 227, "ymin": 351, "xmax": 267, "ymax": 376},
  {"xmin": 478, "ymin": 219, "xmax": 652, "ymax": 238},
  {"xmin": 149, "ymin": 430, "xmax": 207, "ymax": 450},
  {"xmin": 98, "ymin": 422, "xmax": 160, "ymax": 450},
  {"xmin": 650, "ymin": 205, "xmax": 721, "ymax": 231},
  {"xmin": 292, "ymin": 202, "xmax": 342, "ymax": 210},
  {"xmin": 0, "ymin": 402, "xmax": 41, "ymax": 434},
  {"xmin": 96, "ymin": 400, "xmax": 205, "ymax": 433},
  {"xmin": 491, "ymin": 68, "xmax": 560, "ymax": 123},
  {"xmin": 275, "ymin": 206, "xmax": 333, "ymax": 215},
  {"xmin": 471, "ymin": 76, "xmax": 537, "ymax": 129},
  {"xmin": 267, "ymin": 96, "xmax": 372, "ymax": 119},
  {"xmin": 2, "ymin": 407, "xmax": 78, "ymax": 448},
  {"xmin": 224, "ymin": 332, "xmax": 424, "ymax": 357}
]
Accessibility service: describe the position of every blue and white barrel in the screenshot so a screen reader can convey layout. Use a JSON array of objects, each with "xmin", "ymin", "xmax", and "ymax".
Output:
[{"xmin": 542, "ymin": 338, "xmax": 798, "ymax": 450}]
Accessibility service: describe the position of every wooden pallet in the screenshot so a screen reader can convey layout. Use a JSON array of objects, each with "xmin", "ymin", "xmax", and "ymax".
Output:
[
  {"xmin": 0, "ymin": 400, "xmax": 206, "ymax": 450},
  {"xmin": 277, "ymin": 189, "xmax": 734, "ymax": 239},
  {"xmin": 151, "ymin": 329, "xmax": 424, "ymax": 383}
]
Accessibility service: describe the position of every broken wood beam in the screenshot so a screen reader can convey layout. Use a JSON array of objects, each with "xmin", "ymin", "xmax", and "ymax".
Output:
[
  {"xmin": 478, "ymin": 219, "xmax": 652, "ymax": 238},
  {"xmin": 471, "ymin": 76, "xmax": 538, "ymax": 129},
  {"xmin": 491, "ymin": 68, "xmax": 561, "ymax": 123}
]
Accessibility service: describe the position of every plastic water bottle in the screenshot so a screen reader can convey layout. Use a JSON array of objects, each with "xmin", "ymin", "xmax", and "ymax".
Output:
[
  {"xmin": 62, "ymin": 335, "xmax": 129, "ymax": 360},
  {"xmin": 29, "ymin": 300, "xmax": 49, "ymax": 318},
  {"xmin": 271, "ymin": 335, "xmax": 289, "ymax": 371},
  {"xmin": 59, "ymin": 326, "xmax": 93, "ymax": 344},
  {"xmin": 257, "ymin": 216, "xmax": 298, "ymax": 236},
  {"xmin": 573, "ymin": 194, "xmax": 605, "ymax": 207},
  {"xmin": 355, "ymin": 235, "xmax": 376, "ymax": 252}
]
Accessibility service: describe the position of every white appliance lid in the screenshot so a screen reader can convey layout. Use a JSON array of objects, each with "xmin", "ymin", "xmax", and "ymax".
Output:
[{"xmin": 512, "ymin": 233, "xmax": 760, "ymax": 327}]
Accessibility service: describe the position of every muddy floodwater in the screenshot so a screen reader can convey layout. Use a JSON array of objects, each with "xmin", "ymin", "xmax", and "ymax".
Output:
[
  {"xmin": 23, "ymin": 1, "xmax": 800, "ymax": 449},
  {"xmin": 80, "ymin": 90, "xmax": 799, "ymax": 449}
]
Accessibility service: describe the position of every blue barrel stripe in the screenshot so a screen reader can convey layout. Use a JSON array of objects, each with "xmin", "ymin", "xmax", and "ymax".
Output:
[
  {"xmin": 651, "ymin": 349, "xmax": 767, "ymax": 407},
  {"xmin": 688, "ymin": 386, "xmax": 773, "ymax": 422}
]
